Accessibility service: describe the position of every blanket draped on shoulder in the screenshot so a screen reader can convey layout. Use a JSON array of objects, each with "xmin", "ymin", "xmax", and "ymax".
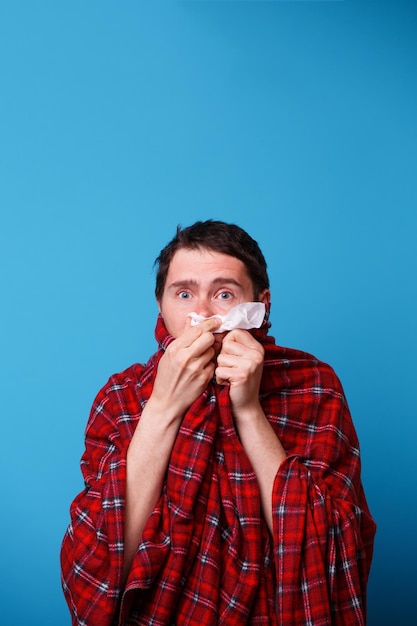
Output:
[{"xmin": 61, "ymin": 316, "xmax": 376, "ymax": 626}]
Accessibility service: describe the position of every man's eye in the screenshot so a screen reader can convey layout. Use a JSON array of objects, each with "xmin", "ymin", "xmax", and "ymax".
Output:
[
  {"xmin": 218, "ymin": 292, "xmax": 232, "ymax": 300},
  {"xmin": 178, "ymin": 291, "xmax": 191, "ymax": 299}
]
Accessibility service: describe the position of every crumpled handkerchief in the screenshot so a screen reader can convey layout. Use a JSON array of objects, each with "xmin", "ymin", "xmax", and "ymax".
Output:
[{"xmin": 188, "ymin": 302, "xmax": 266, "ymax": 333}]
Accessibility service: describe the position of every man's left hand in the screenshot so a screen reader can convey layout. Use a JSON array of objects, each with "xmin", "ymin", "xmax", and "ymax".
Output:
[{"xmin": 215, "ymin": 329, "xmax": 264, "ymax": 419}]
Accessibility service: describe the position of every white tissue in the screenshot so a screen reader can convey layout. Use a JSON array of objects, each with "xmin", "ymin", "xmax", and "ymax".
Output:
[{"xmin": 188, "ymin": 302, "xmax": 266, "ymax": 333}]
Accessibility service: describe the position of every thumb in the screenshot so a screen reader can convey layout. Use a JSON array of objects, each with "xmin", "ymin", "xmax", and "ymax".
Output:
[{"xmin": 182, "ymin": 315, "xmax": 194, "ymax": 333}]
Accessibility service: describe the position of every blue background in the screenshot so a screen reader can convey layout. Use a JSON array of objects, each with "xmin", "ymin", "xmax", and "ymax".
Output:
[{"xmin": 1, "ymin": 1, "xmax": 416, "ymax": 624}]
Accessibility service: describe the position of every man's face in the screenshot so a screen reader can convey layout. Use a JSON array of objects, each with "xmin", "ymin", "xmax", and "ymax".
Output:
[{"xmin": 158, "ymin": 247, "xmax": 270, "ymax": 339}]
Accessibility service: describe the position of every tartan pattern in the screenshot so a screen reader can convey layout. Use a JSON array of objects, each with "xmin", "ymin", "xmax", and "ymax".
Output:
[{"xmin": 61, "ymin": 316, "xmax": 375, "ymax": 625}]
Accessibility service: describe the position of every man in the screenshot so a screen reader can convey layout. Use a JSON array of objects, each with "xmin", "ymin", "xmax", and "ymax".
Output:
[{"xmin": 61, "ymin": 220, "xmax": 376, "ymax": 625}]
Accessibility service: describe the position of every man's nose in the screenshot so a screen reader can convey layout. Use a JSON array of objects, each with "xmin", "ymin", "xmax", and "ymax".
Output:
[{"xmin": 196, "ymin": 298, "xmax": 215, "ymax": 318}]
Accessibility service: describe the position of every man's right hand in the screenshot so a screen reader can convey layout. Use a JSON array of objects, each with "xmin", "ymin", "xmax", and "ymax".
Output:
[{"xmin": 148, "ymin": 316, "xmax": 221, "ymax": 423}]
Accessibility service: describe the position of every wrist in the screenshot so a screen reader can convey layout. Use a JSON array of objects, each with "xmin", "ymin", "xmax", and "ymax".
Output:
[
  {"xmin": 141, "ymin": 397, "xmax": 184, "ymax": 431},
  {"xmin": 232, "ymin": 401, "xmax": 265, "ymax": 428}
]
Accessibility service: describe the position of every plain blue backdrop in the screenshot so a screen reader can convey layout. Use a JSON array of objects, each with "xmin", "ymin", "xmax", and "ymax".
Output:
[{"xmin": 1, "ymin": 1, "xmax": 416, "ymax": 624}]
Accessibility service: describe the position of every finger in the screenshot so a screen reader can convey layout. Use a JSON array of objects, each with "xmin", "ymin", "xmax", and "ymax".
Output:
[
  {"xmin": 183, "ymin": 315, "xmax": 194, "ymax": 330},
  {"xmin": 220, "ymin": 334, "xmax": 250, "ymax": 357},
  {"xmin": 172, "ymin": 323, "xmax": 220, "ymax": 363},
  {"xmin": 215, "ymin": 361, "xmax": 241, "ymax": 386},
  {"xmin": 196, "ymin": 316, "xmax": 222, "ymax": 333},
  {"xmin": 222, "ymin": 329, "xmax": 262, "ymax": 353},
  {"xmin": 181, "ymin": 315, "xmax": 221, "ymax": 341},
  {"xmin": 226, "ymin": 329, "xmax": 257, "ymax": 345},
  {"xmin": 216, "ymin": 352, "xmax": 241, "ymax": 369},
  {"xmin": 214, "ymin": 367, "xmax": 229, "ymax": 386}
]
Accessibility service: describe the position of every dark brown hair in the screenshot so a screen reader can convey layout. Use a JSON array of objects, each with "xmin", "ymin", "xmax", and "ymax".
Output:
[{"xmin": 154, "ymin": 220, "xmax": 269, "ymax": 300}]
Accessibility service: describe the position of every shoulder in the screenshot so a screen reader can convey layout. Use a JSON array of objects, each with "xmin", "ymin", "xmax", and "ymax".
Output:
[
  {"xmin": 262, "ymin": 339, "xmax": 344, "ymax": 395},
  {"xmin": 97, "ymin": 349, "xmax": 159, "ymax": 401},
  {"xmin": 88, "ymin": 352, "xmax": 159, "ymax": 426},
  {"xmin": 97, "ymin": 362, "xmax": 145, "ymax": 403},
  {"xmin": 261, "ymin": 342, "xmax": 356, "ymax": 457}
]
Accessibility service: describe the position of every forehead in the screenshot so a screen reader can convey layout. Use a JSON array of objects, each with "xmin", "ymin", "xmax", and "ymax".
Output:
[{"xmin": 165, "ymin": 248, "xmax": 251, "ymax": 284}]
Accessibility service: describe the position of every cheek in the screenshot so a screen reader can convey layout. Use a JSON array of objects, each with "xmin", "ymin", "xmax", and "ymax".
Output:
[
  {"xmin": 161, "ymin": 308, "xmax": 188, "ymax": 338},
  {"xmin": 163, "ymin": 317, "xmax": 182, "ymax": 338}
]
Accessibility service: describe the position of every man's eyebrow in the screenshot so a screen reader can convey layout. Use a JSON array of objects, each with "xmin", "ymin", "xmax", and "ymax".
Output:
[
  {"xmin": 166, "ymin": 279, "xmax": 197, "ymax": 290},
  {"xmin": 210, "ymin": 277, "xmax": 243, "ymax": 288},
  {"xmin": 167, "ymin": 278, "xmax": 244, "ymax": 290}
]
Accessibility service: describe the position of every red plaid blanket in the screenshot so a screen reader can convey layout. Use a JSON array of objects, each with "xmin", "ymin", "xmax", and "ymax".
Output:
[{"xmin": 61, "ymin": 316, "xmax": 375, "ymax": 625}]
